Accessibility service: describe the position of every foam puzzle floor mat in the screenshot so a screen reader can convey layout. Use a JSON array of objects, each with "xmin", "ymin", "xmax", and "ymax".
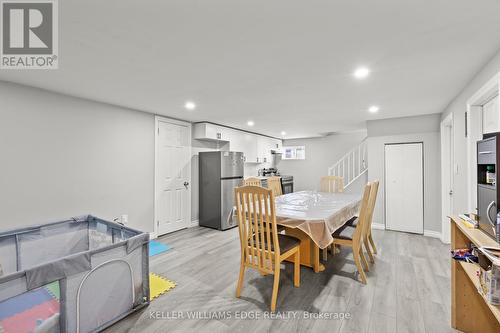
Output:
[
  {"xmin": 149, "ymin": 273, "xmax": 176, "ymax": 300},
  {"xmin": 149, "ymin": 240, "xmax": 172, "ymax": 257},
  {"xmin": 0, "ymin": 282, "xmax": 60, "ymax": 333}
]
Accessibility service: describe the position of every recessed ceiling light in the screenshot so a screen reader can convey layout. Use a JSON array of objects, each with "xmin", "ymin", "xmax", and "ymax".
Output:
[
  {"xmin": 184, "ymin": 101, "xmax": 196, "ymax": 110},
  {"xmin": 247, "ymin": 120, "xmax": 255, "ymax": 127},
  {"xmin": 368, "ymin": 105, "xmax": 380, "ymax": 113},
  {"xmin": 353, "ymin": 67, "xmax": 370, "ymax": 79},
  {"xmin": 281, "ymin": 131, "xmax": 286, "ymax": 136}
]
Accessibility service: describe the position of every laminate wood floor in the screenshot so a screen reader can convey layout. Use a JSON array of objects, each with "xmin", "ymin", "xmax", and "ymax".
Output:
[{"xmin": 104, "ymin": 226, "xmax": 457, "ymax": 333}]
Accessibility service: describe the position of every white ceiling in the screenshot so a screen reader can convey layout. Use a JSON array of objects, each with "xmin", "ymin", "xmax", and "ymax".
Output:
[{"xmin": 2, "ymin": 0, "xmax": 500, "ymax": 138}]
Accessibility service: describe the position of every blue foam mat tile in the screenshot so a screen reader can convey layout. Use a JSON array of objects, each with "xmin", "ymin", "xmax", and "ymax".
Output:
[{"xmin": 149, "ymin": 240, "xmax": 171, "ymax": 257}]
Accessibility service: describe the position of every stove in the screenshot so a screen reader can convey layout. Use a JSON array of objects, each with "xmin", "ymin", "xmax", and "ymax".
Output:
[{"xmin": 280, "ymin": 175, "xmax": 294, "ymax": 194}]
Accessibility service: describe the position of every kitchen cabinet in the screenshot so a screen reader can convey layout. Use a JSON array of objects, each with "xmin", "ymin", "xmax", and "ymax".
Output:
[
  {"xmin": 243, "ymin": 133, "xmax": 259, "ymax": 163},
  {"xmin": 228, "ymin": 128, "xmax": 244, "ymax": 153},
  {"xmin": 257, "ymin": 136, "xmax": 269, "ymax": 163},
  {"xmin": 482, "ymin": 96, "xmax": 500, "ymax": 134},
  {"xmin": 193, "ymin": 123, "xmax": 230, "ymax": 141},
  {"xmin": 195, "ymin": 122, "xmax": 282, "ymax": 164}
]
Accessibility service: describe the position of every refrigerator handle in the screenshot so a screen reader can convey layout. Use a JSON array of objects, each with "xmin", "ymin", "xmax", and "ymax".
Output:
[
  {"xmin": 227, "ymin": 206, "xmax": 235, "ymax": 226},
  {"xmin": 486, "ymin": 201, "xmax": 496, "ymax": 226}
]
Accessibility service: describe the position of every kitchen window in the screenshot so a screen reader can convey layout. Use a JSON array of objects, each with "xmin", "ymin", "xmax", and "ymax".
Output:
[{"xmin": 282, "ymin": 146, "xmax": 305, "ymax": 160}]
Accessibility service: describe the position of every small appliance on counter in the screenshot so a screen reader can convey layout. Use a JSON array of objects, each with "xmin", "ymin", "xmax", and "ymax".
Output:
[
  {"xmin": 256, "ymin": 167, "xmax": 294, "ymax": 194},
  {"xmin": 258, "ymin": 167, "xmax": 280, "ymax": 176},
  {"xmin": 199, "ymin": 151, "xmax": 244, "ymax": 230}
]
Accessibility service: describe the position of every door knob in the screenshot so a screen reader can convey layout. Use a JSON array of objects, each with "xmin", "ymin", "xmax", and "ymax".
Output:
[{"xmin": 184, "ymin": 181, "xmax": 189, "ymax": 187}]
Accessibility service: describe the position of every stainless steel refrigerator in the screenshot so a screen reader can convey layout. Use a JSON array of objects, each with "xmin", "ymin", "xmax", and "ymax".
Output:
[{"xmin": 199, "ymin": 151, "xmax": 244, "ymax": 230}]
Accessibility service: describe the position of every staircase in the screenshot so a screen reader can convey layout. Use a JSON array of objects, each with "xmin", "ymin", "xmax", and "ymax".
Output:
[{"xmin": 328, "ymin": 138, "xmax": 368, "ymax": 189}]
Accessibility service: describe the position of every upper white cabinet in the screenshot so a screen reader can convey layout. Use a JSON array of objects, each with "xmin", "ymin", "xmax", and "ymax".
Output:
[
  {"xmin": 243, "ymin": 133, "xmax": 259, "ymax": 163},
  {"xmin": 193, "ymin": 123, "xmax": 230, "ymax": 141},
  {"xmin": 257, "ymin": 136, "xmax": 271, "ymax": 164},
  {"xmin": 227, "ymin": 128, "xmax": 244, "ymax": 152},
  {"xmin": 193, "ymin": 122, "xmax": 282, "ymax": 164},
  {"xmin": 482, "ymin": 96, "xmax": 500, "ymax": 134}
]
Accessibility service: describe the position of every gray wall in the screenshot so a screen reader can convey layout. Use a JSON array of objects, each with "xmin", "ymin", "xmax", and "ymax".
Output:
[
  {"xmin": 367, "ymin": 114, "xmax": 441, "ymax": 232},
  {"xmin": 0, "ymin": 82, "xmax": 155, "ymax": 232},
  {"xmin": 278, "ymin": 131, "xmax": 367, "ymax": 192},
  {"xmin": 441, "ymin": 48, "xmax": 500, "ymax": 215}
]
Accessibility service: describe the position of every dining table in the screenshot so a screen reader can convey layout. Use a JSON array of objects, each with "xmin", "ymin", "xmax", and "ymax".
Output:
[{"xmin": 275, "ymin": 190, "xmax": 362, "ymax": 272}]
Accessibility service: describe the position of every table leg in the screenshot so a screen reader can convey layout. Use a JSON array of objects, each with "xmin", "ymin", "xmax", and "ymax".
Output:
[
  {"xmin": 312, "ymin": 243, "xmax": 325, "ymax": 273},
  {"xmin": 283, "ymin": 227, "xmax": 325, "ymax": 272}
]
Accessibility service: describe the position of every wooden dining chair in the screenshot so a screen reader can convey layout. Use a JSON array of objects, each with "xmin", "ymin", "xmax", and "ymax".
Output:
[
  {"xmin": 330, "ymin": 182, "xmax": 373, "ymax": 284},
  {"xmin": 234, "ymin": 186, "xmax": 301, "ymax": 311},
  {"xmin": 346, "ymin": 180, "xmax": 380, "ymax": 263},
  {"xmin": 243, "ymin": 177, "xmax": 262, "ymax": 186},
  {"xmin": 361, "ymin": 180, "xmax": 379, "ymax": 262},
  {"xmin": 366, "ymin": 180, "xmax": 380, "ymax": 255},
  {"xmin": 320, "ymin": 176, "xmax": 344, "ymax": 193},
  {"xmin": 267, "ymin": 176, "xmax": 283, "ymax": 197}
]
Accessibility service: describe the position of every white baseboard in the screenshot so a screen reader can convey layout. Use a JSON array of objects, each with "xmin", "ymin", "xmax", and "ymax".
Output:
[
  {"xmin": 151, "ymin": 220, "xmax": 199, "ymax": 239},
  {"xmin": 424, "ymin": 229, "xmax": 442, "ymax": 239},
  {"xmin": 371, "ymin": 223, "xmax": 385, "ymax": 230},
  {"xmin": 371, "ymin": 224, "xmax": 443, "ymax": 241}
]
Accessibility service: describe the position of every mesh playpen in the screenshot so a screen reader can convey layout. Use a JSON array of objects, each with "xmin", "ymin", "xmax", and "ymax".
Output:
[{"xmin": 0, "ymin": 215, "xmax": 150, "ymax": 333}]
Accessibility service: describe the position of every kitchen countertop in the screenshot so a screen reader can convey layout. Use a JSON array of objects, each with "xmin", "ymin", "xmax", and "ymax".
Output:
[{"xmin": 251, "ymin": 175, "xmax": 293, "ymax": 178}]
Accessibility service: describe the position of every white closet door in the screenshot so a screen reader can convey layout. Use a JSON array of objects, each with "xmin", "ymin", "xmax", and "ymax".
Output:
[{"xmin": 385, "ymin": 143, "xmax": 424, "ymax": 234}]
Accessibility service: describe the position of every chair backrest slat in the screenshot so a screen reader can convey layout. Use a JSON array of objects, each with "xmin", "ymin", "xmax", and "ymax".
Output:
[
  {"xmin": 235, "ymin": 186, "xmax": 279, "ymax": 274},
  {"xmin": 264, "ymin": 195, "xmax": 273, "ymax": 271},
  {"xmin": 320, "ymin": 176, "xmax": 344, "ymax": 193},
  {"xmin": 259, "ymin": 192, "xmax": 269, "ymax": 271},
  {"xmin": 253, "ymin": 192, "xmax": 262, "ymax": 268}
]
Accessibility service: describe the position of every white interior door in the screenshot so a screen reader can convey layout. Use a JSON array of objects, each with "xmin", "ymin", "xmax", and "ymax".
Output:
[
  {"xmin": 155, "ymin": 117, "xmax": 191, "ymax": 236},
  {"xmin": 385, "ymin": 143, "xmax": 424, "ymax": 234}
]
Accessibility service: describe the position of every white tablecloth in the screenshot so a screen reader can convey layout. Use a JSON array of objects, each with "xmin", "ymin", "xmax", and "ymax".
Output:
[{"xmin": 275, "ymin": 191, "xmax": 362, "ymax": 249}]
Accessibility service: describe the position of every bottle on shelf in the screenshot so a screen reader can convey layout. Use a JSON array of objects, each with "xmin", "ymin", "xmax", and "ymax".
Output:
[{"xmin": 486, "ymin": 165, "xmax": 496, "ymax": 185}]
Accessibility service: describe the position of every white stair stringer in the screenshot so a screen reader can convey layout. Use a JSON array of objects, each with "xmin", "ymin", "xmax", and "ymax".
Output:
[{"xmin": 327, "ymin": 138, "xmax": 368, "ymax": 190}]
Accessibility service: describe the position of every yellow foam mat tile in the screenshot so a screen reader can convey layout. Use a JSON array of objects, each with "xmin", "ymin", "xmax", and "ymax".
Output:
[{"xmin": 149, "ymin": 273, "xmax": 176, "ymax": 300}]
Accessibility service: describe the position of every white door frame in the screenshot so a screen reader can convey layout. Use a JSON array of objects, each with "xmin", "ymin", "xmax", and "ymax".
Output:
[
  {"xmin": 440, "ymin": 112, "xmax": 453, "ymax": 244},
  {"xmin": 153, "ymin": 116, "xmax": 192, "ymax": 239},
  {"xmin": 466, "ymin": 71, "xmax": 500, "ymax": 213}
]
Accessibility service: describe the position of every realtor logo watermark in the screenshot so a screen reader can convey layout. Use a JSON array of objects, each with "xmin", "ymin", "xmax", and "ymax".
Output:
[{"xmin": 1, "ymin": 0, "xmax": 58, "ymax": 69}]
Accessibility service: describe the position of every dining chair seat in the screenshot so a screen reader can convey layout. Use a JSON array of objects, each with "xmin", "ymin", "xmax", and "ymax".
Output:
[
  {"xmin": 251, "ymin": 234, "xmax": 300, "ymax": 253},
  {"xmin": 346, "ymin": 216, "xmax": 359, "ymax": 227},
  {"xmin": 332, "ymin": 224, "xmax": 355, "ymax": 240}
]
